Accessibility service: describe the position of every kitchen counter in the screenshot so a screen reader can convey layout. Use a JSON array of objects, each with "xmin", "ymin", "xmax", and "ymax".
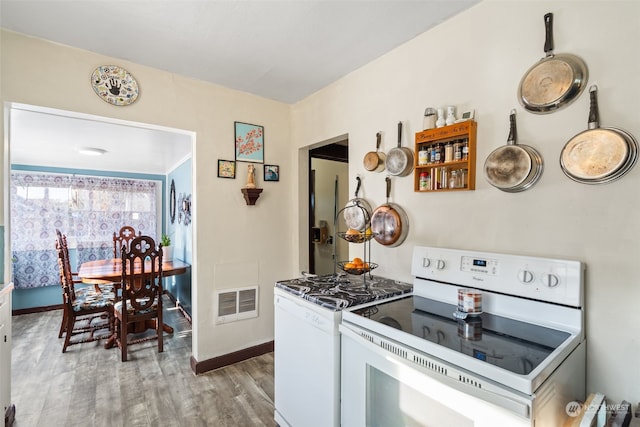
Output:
[{"xmin": 275, "ymin": 273, "xmax": 412, "ymax": 311}]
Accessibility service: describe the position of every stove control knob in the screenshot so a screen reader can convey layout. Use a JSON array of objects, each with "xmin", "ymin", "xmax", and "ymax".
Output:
[
  {"xmin": 542, "ymin": 273, "xmax": 560, "ymax": 288},
  {"xmin": 422, "ymin": 257, "xmax": 431, "ymax": 268},
  {"xmin": 435, "ymin": 259, "xmax": 446, "ymax": 270},
  {"xmin": 518, "ymin": 269, "xmax": 535, "ymax": 284}
]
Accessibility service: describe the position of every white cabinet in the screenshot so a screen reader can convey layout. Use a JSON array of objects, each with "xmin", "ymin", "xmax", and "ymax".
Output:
[{"xmin": 0, "ymin": 284, "xmax": 14, "ymax": 425}]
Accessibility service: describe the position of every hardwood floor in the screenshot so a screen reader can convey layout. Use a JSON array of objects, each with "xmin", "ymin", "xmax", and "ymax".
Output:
[{"xmin": 10, "ymin": 297, "xmax": 276, "ymax": 427}]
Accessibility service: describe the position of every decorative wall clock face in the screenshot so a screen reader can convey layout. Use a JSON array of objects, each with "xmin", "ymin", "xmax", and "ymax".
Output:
[{"xmin": 91, "ymin": 65, "xmax": 139, "ymax": 106}]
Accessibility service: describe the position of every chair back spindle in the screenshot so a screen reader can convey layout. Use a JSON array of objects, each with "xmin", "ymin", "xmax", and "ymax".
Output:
[{"xmin": 113, "ymin": 226, "xmax": 140, "ymax": 258}]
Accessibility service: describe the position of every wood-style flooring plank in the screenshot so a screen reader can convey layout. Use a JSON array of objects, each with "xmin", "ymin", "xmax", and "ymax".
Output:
[{"xmin": 11, "ymin": 297, "xmax": 276, "ymax": 427}]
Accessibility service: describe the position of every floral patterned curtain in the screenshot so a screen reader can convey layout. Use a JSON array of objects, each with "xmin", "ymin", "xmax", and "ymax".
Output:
[{"xmin": 11, "ymin": 172, "xmax": 158, "ymax": 288}]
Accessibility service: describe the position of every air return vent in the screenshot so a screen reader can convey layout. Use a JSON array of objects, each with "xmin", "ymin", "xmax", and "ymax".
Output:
[{"xmin": 216, "ymin": 287, "xmax": 258, "ymax": 324}]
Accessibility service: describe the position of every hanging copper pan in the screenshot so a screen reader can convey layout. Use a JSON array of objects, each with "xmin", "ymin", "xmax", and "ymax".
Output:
[
  {"xmin": 370, "ymin": 176, "xmax": 409, "ymax": 247},
  {"xmin": 363, "ymin": 132, "xmax": 386, "ymax": 172},
  {"xmin": 518, "ymin": 13, "xmax": 588, "ymax": 114},
  {"xmin": 484, "ymin": 110, "xmax": 544, "ymax": 192},
  {"xmin": 560, "ymin": 85, "xmax": 638, "ymax": 184}
]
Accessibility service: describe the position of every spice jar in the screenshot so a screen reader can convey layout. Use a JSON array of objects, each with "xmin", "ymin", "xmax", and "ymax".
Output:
[
  {"xmin": 453, "ymin": 140, "xmax": 462, "ymax": 161},
  {"xmin": 418, "ymin": 146, "xmax": 429, "ymax": 165},
  {"xmin": 461, "ymin": 138, "xmax": 469, "ymax": 160},
  {"xmin": 433, "ymin": 143, "xmax": 443, "ymax": 164},
  {"xmin": 440, "ymin": 167, "xmax": 448, "ymax": 189},
  {"xmin": 459, "ymin": 169, "xmax": 468, "ymax": 188},
  {"xmin": 444, "ymin": 141, "xmax": 453, "ymax": 163},
  {"xmin": 449, "ymin": 170, "xmax": 460, "ymax": 189},
  {"xmin": 419, "ymin": 172, "xmax": 430, "ymax": 191}
]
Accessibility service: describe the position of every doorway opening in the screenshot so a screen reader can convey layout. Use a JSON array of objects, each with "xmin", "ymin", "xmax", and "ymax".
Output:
[
  {"xmin": 4, "ymin": 103, "xmax": 195, "ymax": 320},
  {"xmin": 308, "ymin": 139, "xmax": 348, "ymax": 276}
]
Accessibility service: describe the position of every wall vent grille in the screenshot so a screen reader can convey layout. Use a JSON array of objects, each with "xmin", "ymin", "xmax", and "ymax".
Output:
[{"xmin": 216, "ymin": 286, "xmax": 258, "ymax": 324}]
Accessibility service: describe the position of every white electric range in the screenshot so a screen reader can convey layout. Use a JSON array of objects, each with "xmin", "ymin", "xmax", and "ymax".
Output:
[{"xmin": 340, "ymin": 246, "xmax": 586, "ymax": 426}]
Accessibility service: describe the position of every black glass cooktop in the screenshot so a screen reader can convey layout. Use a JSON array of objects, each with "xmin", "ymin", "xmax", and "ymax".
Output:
[{"xmin": 350, "ymin": 295, "xmax": 571, "ymax": 375}]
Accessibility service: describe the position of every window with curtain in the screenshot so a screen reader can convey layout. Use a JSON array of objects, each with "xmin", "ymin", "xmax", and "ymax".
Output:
[{"xmin": 10, "ymin": 172, "xmax": 158, "ymax": 288}]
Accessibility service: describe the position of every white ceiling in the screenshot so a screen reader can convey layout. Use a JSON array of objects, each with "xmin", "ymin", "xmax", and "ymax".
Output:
[
  {"xmin": 1, "ymin": 0, "xmax": 479, "ymax": 174},
  {"xmin": 9, "ymin": 105, "xmax": 193, "ymax": 175}
]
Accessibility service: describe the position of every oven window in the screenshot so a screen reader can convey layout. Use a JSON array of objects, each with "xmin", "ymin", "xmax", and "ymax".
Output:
[{"xmin": 366, "ymin": 366, "xmax": 473, "ymax": 427}]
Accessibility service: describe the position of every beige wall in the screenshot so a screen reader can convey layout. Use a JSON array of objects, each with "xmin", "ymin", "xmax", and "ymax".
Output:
[
  {"xmin": 0, "ymin": 29, "xmax": 296, "ymax": 362},
  {"xmin": 292, "ymin": 1, "xmax": 640, "ymax": 402}
]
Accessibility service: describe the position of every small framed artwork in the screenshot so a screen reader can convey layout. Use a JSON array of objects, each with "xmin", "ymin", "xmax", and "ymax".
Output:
[
  {"xmin": 217, "ymin": 159, "xmax": 236, "ymax": 179},
  {"xmin": 234, "ymin": 121, "xmax": 264, "ymax": 163},
  {"xmin": 264, "ymin": 164, "xmax": 280, "ymax": 182}
]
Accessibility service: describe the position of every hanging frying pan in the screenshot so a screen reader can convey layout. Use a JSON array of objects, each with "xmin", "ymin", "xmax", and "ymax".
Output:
[
  {"xmin": 560, "ymin": 85, "xmax": 638, "ymax": 184},
  {"xmin": 371, "ymin": 176, "xmax": 409, "ymax": 247},
  {"xmin": 385, "ymin": 121, "xmax": 414, "ymax": 177},
  {"xmin": 484, "ymin": 109, "xmax": 544, "ymax": 192},
  {"xmin": 342, "ymin": 176, "xmax": 372, "ymax": 231},
  {"xmin": 363, "ymin": 132, "xmax": 386, "ymax": 172},
  {"xmin": 518, "ymin": 13, "xmax": 588, "ymax": 114}
]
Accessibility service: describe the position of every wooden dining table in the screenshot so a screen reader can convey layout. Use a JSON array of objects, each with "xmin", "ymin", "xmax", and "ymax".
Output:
[
  {"xmin": 77, "ymin": 258, "xmax": 190, "ymax": 346},
  {"xmin": 78, "ymin": 258, "xmax": 190, "ymax": 283}
]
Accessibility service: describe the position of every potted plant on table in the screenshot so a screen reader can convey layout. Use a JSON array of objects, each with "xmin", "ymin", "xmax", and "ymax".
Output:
[{"xmin": 161, "ymin": 233, "xmax": 173, "ymax": 260}]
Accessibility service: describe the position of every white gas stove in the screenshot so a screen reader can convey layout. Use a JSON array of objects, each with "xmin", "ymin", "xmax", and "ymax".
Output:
[{"xmin": 340, "ymin": 246, "xmax": 587, "ymax": 426}]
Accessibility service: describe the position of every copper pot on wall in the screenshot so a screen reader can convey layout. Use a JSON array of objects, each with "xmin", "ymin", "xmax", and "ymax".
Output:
[{"xmin": 363, "ymin": 132, "xmax": 386, "ymax": 173}]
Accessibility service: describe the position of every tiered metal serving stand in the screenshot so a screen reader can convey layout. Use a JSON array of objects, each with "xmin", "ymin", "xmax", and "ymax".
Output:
[{"xmin": 332, "ymin": 197, "xmax": 377, "ymax": 287}]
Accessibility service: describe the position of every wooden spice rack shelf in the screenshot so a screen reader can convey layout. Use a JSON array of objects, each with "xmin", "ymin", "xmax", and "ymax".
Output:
[{"xmin": 414, "ymin": 120, "xmax": 477, "ymax": 192}]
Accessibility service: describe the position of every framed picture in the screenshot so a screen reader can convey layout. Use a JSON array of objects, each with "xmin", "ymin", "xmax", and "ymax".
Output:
[
  {"xmin": 217, "ymin": 159, "xmax": 236, "ymax": 179},
  {"xmin": 234, "ymin": 121, "xmax": 264, "ymax": 163},
  {"xmin": 264, "ymin": 164, "xmax": 279, "ymax": 182}
]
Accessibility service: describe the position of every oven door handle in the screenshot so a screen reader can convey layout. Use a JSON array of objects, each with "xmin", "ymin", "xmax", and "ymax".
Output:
[{"xmin": 340, "ymin": 325, "xmax": 532, "ymax": 419}]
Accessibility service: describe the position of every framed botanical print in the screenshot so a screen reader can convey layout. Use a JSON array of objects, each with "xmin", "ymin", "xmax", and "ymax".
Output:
[
  {"xmin": 234, "ymin": 122, "xmax": 264, "ymax": 163},
  {"xmin": 217, "ymin": 159, "xmax": 236, "ymax": 179}
]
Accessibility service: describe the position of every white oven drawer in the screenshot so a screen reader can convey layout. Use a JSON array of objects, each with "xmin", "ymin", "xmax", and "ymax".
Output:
[{"xmin": 340, "ymin": 324, "xmax": 533, "ymax": 427}]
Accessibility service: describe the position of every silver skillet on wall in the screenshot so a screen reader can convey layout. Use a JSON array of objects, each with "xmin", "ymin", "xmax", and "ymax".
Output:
[
  {"xmin": 385, "ymin": 121, "xmax": 414, "ymax": 177},
  {"xmin": 518, "ymin": 13, "xmax": 588, "ymax": 114},
  {"xmin": 484, "ymin": 109, "xmax": 544, "ymax": 192},
  {"xmin": 560, "ymin": 85, "xmax": 638, "ymax": 184}
]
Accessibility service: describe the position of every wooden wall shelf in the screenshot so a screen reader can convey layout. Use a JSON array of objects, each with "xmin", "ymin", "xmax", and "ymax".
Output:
[
  {"xmin": 241, "ymin": 188, "xmax": 263, "ymax": 205},
  {"xmin": 414, "ymin": 120, "xmax": 477, "ymax": 192}
]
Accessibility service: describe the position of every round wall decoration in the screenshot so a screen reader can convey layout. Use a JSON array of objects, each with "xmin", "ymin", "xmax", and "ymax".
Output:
[
  {"xmin": 91, "ymin": 65, "xmax": 139, "ymax": 106},
  {"xmin": 170, "ymin": 179, "xmax": 176, "ymax": 224}
]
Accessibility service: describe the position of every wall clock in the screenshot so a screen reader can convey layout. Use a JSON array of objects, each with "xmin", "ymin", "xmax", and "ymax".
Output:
[{"xmin": 91, "ymin": 65, "xmax": 139, "ymax": 106}]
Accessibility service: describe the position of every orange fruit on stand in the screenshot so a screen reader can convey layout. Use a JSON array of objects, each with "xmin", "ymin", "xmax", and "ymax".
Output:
[{"xmin": 353, "ymin": 257, "xmax": 364, "ymax": 266}]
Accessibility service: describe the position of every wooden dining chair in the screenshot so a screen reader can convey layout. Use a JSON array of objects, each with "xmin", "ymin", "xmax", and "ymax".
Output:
[
  {"xmin": 113, "ymin": 226, "xmax": 140, "ymax": 258},
  {"xmin": 114, "ymin": 235, "xmax": 164, "ymax": 362},
  {"xmin": 56, "ymin": 235, "xmax": 115, "ymax": 353},
  {"xmin": 55, "ymin": 229, "xmax": 116, "ymax": 340}
]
